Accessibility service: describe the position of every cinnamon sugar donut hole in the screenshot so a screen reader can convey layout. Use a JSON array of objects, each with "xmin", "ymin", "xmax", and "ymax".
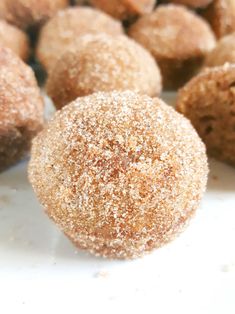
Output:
[
  {"xmin": 0, "ymin": 19, "xmax": 29, "ymax": 61},
  {"xmin": 168, "ymin": 0, "xmax": 212, "ymax": 9},
  {"xmin": 205, "ymin": 33, "xmax": 235, "ymax": 67},
  {"xmin": 0, "ymin": 47, "xmax": 44, "ymax": 172},
  {"xmin": 46, "ymin": 34, "xmax": 162, "ymax": 109},
  {"xmin": 0, "ymin": 0, "xmax": 69, "ymax": 30},
  {"xmin": 177, "ymin": 64, "xmax": 235, "ymax": 166},
  {"xmin": 90, "ymin": 0, "xmax": 156, "ymax": 20},
  {"xmin": 28, "ymin": 91, "xmax": 208, "ymax": 259},
  {"xmin": 129, "ymin": 4, "xmax": 216, "ymax": 90},
  {"xmin": 202, "ymin": 0, "xmax": 235, "ymax": 39},
  {"xmin": 36, "ymin": 7, "xmax": 123, "ymax": 71}
]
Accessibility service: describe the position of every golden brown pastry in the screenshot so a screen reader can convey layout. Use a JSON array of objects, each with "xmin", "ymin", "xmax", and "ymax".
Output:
[
  {"xmin": 0, "ymin": 19, "xmax": 29, "ymax": 61},
  {"xmin": 0, "ymin": 47, "xmax": 44, "ymax": 172},
  {"xmin": 29, "ymin": 91, "xmax": 208, "ymax": 259},
  {"xmin": 129, "ymin": 4, "xmax": 216, "ymax": 89},
  {"xmin": 205, "ymin": 33, "xmax": 235, "ymax": 67},
  {"xmin": 177, "ymin": 64, "xmax": 235, "ymax": 166},
  {"xmin": 46, "ymin": 34, "xmax": 162, "ymax": 109},
  {"xmin": 202, "ymin": 0, "xmax": 235, "ymax": 38},
  {"xmin": 0, "ymin": 0, "xmax": 69, "ymax": 30},
  {"xmin": 36, "ymin": 7, "xmax": 123, "ymax": 71},
  {"xmin": 90, "ymin": 0, "xmax": 156, "ymax": 20}
]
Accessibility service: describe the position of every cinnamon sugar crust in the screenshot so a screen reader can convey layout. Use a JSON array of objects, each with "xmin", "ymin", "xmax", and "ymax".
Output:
[
  {"xmin": 129, "ymin": 4, "xmax": 216, "ymax": 89},
  {"xmin": 202, "ymin": 0, "xmax": 235, "ymax": 39},
  {"xmin": 90, "ymin": 0, "xmax": 156, "ymax": 20},
  {"xmin": 28, "ymin": 91, "xmax": 208, "ymax": 259},
  {"xmin": 0, "ymin": 47, "xmax": 44, "ymax": 172},
  {"xmin": 0, "ymin": 19, "xmax": 29, "ymax": 61},
  {"xmin": 177, "ymin": 64, "xmax": 235, "ymax": 166},
  {"xmin": 46, "ymin": 34, "xmax": 162, "ymax": 109},
  {"xmin": 36, "ymin": 7, "xmax": 123, "ymax": 71},
  {"xmin": 0, "ymin": 0, "xmax": 69, "ymax": 30},
  {"xmin": 205, "ymin": 33, "xmax": 235, "ymax": 67}
]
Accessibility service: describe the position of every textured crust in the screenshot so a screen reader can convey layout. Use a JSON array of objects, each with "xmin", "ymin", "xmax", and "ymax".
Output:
[
  {"xmin": 0, "ymin": 19, "xmax": 29, "ymax": 61},
  {"xmin": 46, "ymin": 34, "xmax": 162, "ymax": 109},
  {"xmin": 36, "ymin": 7, "xmax": 123, "ymax": 71},
  {"xmin": 128, "ymin": 4, "xmax": 216, "ymax": 89},
  {"xmin": 0, "ymin": 47, "xmax": 44, "ymax": 172},
  {"xmin": 0, "ymin": 0, "xmax": 69, "ymax": 30},
  {"xmin": 168, "ymin": 0, "xmax": 212, "ymax": 8},
  {"xmin": 90, "ymin": 0, "xmax": 156, "ymax": 20},
  {"xmin": 177, "ymin": 64, "xmax": 235, "ymax": 166},
  {"xmin": 28, "ymin": 91, "xmax": 208, "ymax": 259},
  {"xmin": 205, "ymin": 33, "xmax": 235, "ymax": 67},
  {"xmin": 202, "ymin": 0, "xmax": 235, "ymax": 38}
]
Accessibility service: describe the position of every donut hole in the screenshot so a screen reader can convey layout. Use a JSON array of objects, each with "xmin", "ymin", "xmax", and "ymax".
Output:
[
  {"xmin": 177, "ymin": 65, "xmax": 235, "ymax": 166},
  {"xmin": 28, "ymin": 91, "xmax": 208, "ymax": 259}
]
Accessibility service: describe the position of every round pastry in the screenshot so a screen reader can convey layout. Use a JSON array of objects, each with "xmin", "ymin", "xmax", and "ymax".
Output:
[
  {"xmin": 128, "ymin": 4, "xmax": 216, "ymax": 89},
  {"xmin": 28, "ymin": 91, "xmax": 208, "ymax": 259},
  {"xmin": 90, "ymin": 0, "xmax": 156, "ymax": 20},
  {"xmin": 205, "ymin": 33, "xmax": 235, "ymax": 67},
  {"xmin": 0, "ymin": 47, "xmax": 44, "ymax": 172},
  {"xmin": 177, "ymin": 64, "xmax": 235, "ymax": 166},
  {"xmin": 168, "ymin": 0, "xmax": 212, "ymax": 8},
  {"xmin": 0, "ymin": 19, "xmax": 29, "ymax": 61},
  {"xmin": 46, "ymin": 34, "xmax": 162, "ymax": 109},
  {"xmin": 202, "ymin": 0, "xmax": 235, "ymax": 39},
  {"xmin": 0, "ymin": 0, "xmax": 69, "ymax": 30},
  {"xmin": 36, "ymin": 7, "xmax": 124, "ymax": 71}
]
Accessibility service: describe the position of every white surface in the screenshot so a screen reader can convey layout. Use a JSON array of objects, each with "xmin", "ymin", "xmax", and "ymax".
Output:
[{"xmin": 0, "ymin": 94, "xmax": 235, "ymax": 314}]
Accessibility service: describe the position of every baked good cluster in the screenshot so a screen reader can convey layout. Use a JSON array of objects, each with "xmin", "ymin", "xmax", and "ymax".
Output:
[{"xmin": 1, "ymin": 0, "xmax": 234, "ymax": 259}]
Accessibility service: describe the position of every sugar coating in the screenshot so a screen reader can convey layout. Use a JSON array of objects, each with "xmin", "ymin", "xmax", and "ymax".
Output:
[
  {"xmin": 36, "ymin": 7, "xmax": 123, "ymax": 71},
  {"xmin": 0, "ymin": 47, "xmax": 44, "ymax": 172},
  {"xmin": 169, "ymin": 0, "xmax": 212, "ymax": 8},
  {"xmin": 202, "ymin": 0, "xmax": 235, "ymax": 39},
  {"xmin": 0, "ymin": 0, "xmax": 69, "ymax": 30},
  {"xmin": 205, "ymin": 33, "xmax": 235, "ymax": 67},
  {"xmin": 28, "ymin": 91, "xmax": 208, "ymax": 259},
  {"xmin": 177, "ymin": 64, "xmax": 235, "ymax": 166},
  {"xmin": 90, "ymin": 0, "xmax": 156, "ymax": 20},
  {"xmin": 46, "ymin": 34, "xmax": 162, "ymax": 109},
  {"xmin": 128, "ymin": 4, "xmax": 216, "ymax": 89},
  {"xmin": 0, "ymin": 19, "xmax": 29, "ymax": 61}
]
